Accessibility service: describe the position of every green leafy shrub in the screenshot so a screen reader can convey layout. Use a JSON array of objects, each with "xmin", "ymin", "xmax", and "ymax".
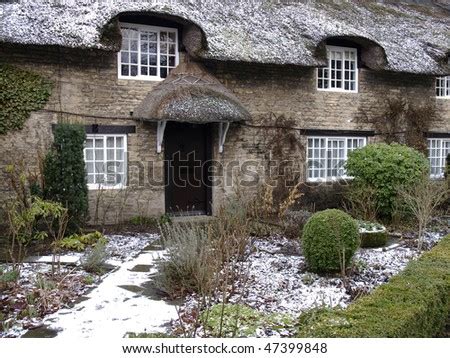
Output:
[
  {"xmin": 158, "ymin": 213, "xmax": 172, "ymax": 226},
  {"xmin": 297, "ymin": 235, "xmax": 450, "ymax": 337},
  {"xmin": 302, "ymin": 209, "xmax": 359, "ymax": 274},
  {"xmin": 82, "ymin": 241, "xmax": 108, "ymax": 274},
  {"xmin": 6, "ymin": 196, "xmax": 68, "ymax": 267},
  {"xmin": 43, "ymin": 124, "xmax": 88, "ymax": 231},
  {"xmin": 201, "ymin": 304, "xmax": 295, "ymax": 337},
  {"xmin": 57, "ymin": 231, "xmax": 107, "ymax": 252},
  {"xmin": 345, "ymin": 143, "xmax": 429, "ymax": 219},
  {"xmin": 0, "ymin": 64, "xmax": 52, "ymax": 135}
]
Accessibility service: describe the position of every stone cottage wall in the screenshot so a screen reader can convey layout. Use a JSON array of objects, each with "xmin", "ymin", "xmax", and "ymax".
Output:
[{"xmin": 0, "ymin": 44, "xmax": 448, "ymax": 223}]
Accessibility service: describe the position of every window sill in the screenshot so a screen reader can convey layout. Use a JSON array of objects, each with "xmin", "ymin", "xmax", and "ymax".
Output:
[
  {"xmin": 87, "ymin": 184, "xmax": 127, "ymax": 191},
  {"xmin": 317, "ymin": 88, "xmax": 359, "ymax": 94},
  {"xmin": 306, "ymin": 176, "xmax": 354, "ymax": 183},
  {"xmin": 436, "ymin": 96, "xmax": 450, "ymax": 99},
  {"xmin": 118, "ymin": 75, "xmax": 165, "ymax": 82}
]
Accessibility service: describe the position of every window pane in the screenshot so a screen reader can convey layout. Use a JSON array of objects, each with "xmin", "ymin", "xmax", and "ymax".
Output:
[
  {"xmin": 85, "ymin": 149, "xmax": 94, "ymax": 160},
  {"xmin": 121, "ymin": 65, "xmax": 129, "ymax": 76},
  {"xmin": 86, "ymin": 162, "xmax": 94, "ymax": 173},
  {"xmin": 107, "ymin": 149, "xmax": 114, "ymax": 160},
  {"xmin": 130, "ymin": 65, "xmax": 138, "ymax": 76},
  {"xmin": 120, "ymin": 52, "xmax": 129, "ymax": 63},
  {"xmin": 160, "ymin": 68, "xmax": 168, "ymax": 78},
  {"xmin": 140, "ymin": 42, "xmax": 148, "ymax": 53},
  {"xmin": 168, "ymin": 32, "xmax": 176, "ymax": 43},
  {"xmin": 106, "ymin": 137, "xmax": 114, "ymax": 148},
  {"xmin": 95, "ymin": 162, "xmax": 104, "ymax": 173},
  {"xmin": 95, "ymin": 149, "xmax": 104, "ymax": 160},
  {"xmin": 95, "ymin": 139, "xmax": 103, "ymax": 148},
  {"xmin": 149, "ymin": 43, "xmax": 157, "ymax": 54}
]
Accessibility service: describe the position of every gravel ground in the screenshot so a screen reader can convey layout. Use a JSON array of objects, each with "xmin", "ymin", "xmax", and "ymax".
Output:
[{"xmin": 229, "ymin": 232, "xmax": 444, "ymax": 316}]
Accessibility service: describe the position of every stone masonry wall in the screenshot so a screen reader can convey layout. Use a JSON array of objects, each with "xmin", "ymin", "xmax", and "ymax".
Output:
[{"xmin": 0, "ymin": 44, "xmax": 448, "ymax": 224}]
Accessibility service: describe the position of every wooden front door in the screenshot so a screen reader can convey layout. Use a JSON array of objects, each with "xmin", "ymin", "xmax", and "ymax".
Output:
[{"xmin": 164, "ymin": 122, "xmax": 211, "ymax": 215}]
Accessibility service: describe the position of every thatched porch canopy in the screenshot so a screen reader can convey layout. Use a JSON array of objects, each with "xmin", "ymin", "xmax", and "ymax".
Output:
[{"xmin": 133, "ymin": 62, "xmax": 251, "ymax": 124}]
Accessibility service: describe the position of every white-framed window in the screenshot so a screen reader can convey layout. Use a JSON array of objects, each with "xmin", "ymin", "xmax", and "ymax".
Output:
[
  {"xmin": 427, "ymin": 138, "xmax": 450, "ymax": 178},
  {"xmin": 118, "ymin": 23, "xmax": 179, "ymax": 81},
  {"xmin": 317, "ymin": 46, "xmax": 358, "ymax": 93},
  {"xmin": 307, "ymin": 136, "xmax": 366, "ymax": 181},
  {"xmin": 436, "ymin": 76, "xmax": 450, "ymax": 98},
  {"xmin": 84, "ymin": 135, "xmax": 127, "ymax": 189}
]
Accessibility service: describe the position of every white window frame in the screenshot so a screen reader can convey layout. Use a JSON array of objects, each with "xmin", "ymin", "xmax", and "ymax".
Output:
[
  {"xmin": 117, "ymin": 22, "xmax": 179, "ymax": 81},
  {"xmin": 84, "ymin": 134, "xmax": 128, "ymax": 190},
  {"xmin": 427, "ymin": 138, "xmax": 450, "ymax": 179},
  {"xmin": 317, "ymin": 45, "xmax": 358, "ymax": 93},
  {"xmin": 436, "ymin": 76, "xmax": 450, "ymax": 98},
  {"xmin": 307, "ymin": 136, "xmax": 367, "ymax": 182}
]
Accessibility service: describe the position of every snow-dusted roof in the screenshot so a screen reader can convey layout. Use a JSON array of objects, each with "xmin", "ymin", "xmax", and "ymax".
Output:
[{"xmin": 0, "ymin": 0, "xmax": 449, "ymax": 75}]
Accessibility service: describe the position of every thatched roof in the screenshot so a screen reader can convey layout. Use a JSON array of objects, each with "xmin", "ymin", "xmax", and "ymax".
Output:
[
  {"xmin": 0, "ymin": 1, "xmax": 449, "ymax": 75},
  {"xmin": 133, "ymin": 61, "xmax": 251, "ymax": 123}
]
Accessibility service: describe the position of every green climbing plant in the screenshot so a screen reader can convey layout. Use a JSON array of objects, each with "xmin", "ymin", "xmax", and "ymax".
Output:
[
  {"xmin": 0, "ymin": 64, "xmax": 52, "ymax": 135},
  {"xmin": 43, "ymin": 124, "xmax": 88, "ymax": 232}
]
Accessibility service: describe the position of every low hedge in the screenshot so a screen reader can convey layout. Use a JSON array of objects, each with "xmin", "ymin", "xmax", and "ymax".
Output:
[{"xmin": 297, "ymin": 235, "xmax": 450, "ymax": 337}]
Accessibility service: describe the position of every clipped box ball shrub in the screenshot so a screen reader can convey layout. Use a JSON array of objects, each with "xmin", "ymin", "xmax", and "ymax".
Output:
[
  {"xmin": 358, "ymin": 221, "xmax": 388, "ymax": 248},
  {"xmin": 301, "ymin": 209, "xmax": 359, "ymax": 273},
  {"xmin": 346, "ymin": 143, "xmax": 429, "ymax": 219}
]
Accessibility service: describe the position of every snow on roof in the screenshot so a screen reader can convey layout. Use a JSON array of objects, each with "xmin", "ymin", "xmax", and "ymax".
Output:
[{"xmin": 0, "ymin": 0, "xmax": 449, "ymax": 75}]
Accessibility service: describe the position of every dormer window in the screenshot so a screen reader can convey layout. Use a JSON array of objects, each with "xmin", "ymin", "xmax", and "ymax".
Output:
[
  {"xmin": 317, "ymin": 46, "xmax": 358, "ymax": 93},
  {"xmin": 436, "ymin": 76, "xmax": 449, "ymax": 98},
  {"xmin": 118, "ymin": 23, "xmax": 179, "ymax": 81}
]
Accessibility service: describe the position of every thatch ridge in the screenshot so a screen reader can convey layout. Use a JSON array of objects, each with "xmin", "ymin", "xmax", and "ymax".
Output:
[{"xmin": 0, "ymin": 0, "xmax": 448, "ymax": 74}]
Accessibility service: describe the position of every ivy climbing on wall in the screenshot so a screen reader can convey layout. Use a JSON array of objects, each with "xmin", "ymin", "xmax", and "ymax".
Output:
[{"xmin": 0, "ymin": 63, "xmax": 52, "ymax": 135}]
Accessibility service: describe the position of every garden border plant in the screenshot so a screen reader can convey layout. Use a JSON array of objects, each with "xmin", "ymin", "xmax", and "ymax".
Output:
[
  {"xmin": 301, "ymin": 209, "xmax": 360, "ymax": 275},
  {"xmin": 297, "ymin": 234, "xmax": 450, "ymax": 338},
  {"xmin": 345, "ymin": 143, "xmax": 429, "ymax": 220}
]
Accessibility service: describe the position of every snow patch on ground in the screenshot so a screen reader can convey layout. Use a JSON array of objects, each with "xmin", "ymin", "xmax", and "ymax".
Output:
[
  {"xmin": 42, "ymin": 245, "xmax": 178, "ymax": 338},
  {"xmin": 1, "ymin": 233, "xmax": 170, "ymax": 338},
  {"xmin": 228, "ymin": 232, "xmax": 445, "ymax": 317}
]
